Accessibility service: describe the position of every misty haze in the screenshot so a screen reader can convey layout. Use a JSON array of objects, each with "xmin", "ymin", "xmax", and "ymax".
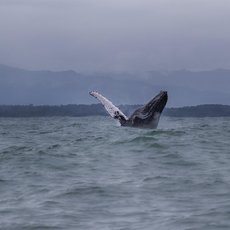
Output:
[
  {"xmin": 0, "ymin": 1, "xmax": 230, "ymax": 107},
  {"xmin": 1, "ymin": 1, "xmax": 230, "ymax": 230},
  {"xmin": 1, "ymin": 1, "xmax": 230, "ymax": 107},
  {"xmin": 0, "ymin": 64, "xmax": 230, "ymax": 107}
]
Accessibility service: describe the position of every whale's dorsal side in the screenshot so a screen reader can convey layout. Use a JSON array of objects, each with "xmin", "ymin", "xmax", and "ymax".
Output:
[{"xmin": 89, "ymin": 91, "xmax": 128, "ymax": 124}]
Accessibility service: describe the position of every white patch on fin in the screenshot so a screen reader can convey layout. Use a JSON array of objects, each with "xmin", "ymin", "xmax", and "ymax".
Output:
[{"xmin": 89, "ymin": 91, "xmax": 128, "ymax": 120}]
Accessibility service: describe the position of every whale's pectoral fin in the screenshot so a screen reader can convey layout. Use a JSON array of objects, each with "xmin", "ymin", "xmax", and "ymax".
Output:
[{"xmin": 89, "ymin": 91, "xmax": 128, "ymax": 123}]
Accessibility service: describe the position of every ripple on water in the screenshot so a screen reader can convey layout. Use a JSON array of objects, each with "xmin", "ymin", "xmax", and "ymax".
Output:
[{"xmin": 0, "ymin": 117, "xmax": 230, "ymax": 230}]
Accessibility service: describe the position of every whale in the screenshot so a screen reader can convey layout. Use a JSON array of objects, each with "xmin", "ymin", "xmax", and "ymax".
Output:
[{"xmin": 89, "ymin": 90, "xmax": 168, "ymax": 129}]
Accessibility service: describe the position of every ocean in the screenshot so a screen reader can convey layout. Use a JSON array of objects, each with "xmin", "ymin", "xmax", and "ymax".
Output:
[{"xmin": 0, "ymin": 116, "xmax": 230, "ymax": 230}]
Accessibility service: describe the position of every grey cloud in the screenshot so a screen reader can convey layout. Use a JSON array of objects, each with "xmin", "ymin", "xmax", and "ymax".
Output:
[{"xmin": 0, "ymin": 0, "xmax": 230, "ymax": 72}]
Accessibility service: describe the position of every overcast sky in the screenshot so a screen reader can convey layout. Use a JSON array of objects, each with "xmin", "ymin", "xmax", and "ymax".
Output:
[{"xmin": 1, "ymin": 0, "xmax": 230, "ymax": 72}]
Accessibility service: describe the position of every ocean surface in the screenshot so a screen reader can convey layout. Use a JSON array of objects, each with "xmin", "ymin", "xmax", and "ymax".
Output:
[{"xmin": 0, "ymin": 116, "xmax": 230, "ymax": 230}]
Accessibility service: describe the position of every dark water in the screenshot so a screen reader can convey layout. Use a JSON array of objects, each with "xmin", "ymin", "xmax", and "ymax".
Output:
[{"xmin": 0, "ymin": 116, "xmax": 230, "ymax": 230}]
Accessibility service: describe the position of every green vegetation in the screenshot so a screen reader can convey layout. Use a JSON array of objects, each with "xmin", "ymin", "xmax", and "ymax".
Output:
[{"xmin": 0, "ymin": 104, "xmax": 230, "ymax": 117}]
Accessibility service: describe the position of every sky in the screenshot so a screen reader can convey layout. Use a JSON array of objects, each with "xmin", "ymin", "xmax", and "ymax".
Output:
[{"xmin": 0, "ymin": 0, "xmax": 230, "ymax": 72}]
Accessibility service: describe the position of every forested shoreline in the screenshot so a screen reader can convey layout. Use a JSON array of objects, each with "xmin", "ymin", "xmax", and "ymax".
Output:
[{"xmin": 0, "ymin": 104, "xmax": 230, "ymax": 117}]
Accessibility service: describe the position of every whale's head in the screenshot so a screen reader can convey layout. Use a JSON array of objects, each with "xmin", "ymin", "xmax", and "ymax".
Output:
[
  {"xmin": 144, "ymin": 91, "xmax": 168, "ymax": 114},
  {"xmin": 128, "ymin": 91, "xmax": 168, "ymax": 128}
]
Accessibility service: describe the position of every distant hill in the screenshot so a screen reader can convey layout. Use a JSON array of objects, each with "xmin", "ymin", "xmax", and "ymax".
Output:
[
  {"xmin": 1, "ymin": 64, "xmax": 230, "ymax": 107},
  {"xmin": 0, "ymin": 104, "xmax": 230, "ymax": 117}
]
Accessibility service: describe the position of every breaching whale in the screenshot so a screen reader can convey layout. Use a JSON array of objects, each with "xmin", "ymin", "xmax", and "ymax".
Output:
[{"xmin": 89, "ymin": 91, "xmax": 168, "ymax": 129}]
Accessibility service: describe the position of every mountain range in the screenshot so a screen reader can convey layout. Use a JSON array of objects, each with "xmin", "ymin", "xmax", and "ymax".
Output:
[{"xmin": 0, "ymin": 64, "xmax": 229, "ymax": 107}]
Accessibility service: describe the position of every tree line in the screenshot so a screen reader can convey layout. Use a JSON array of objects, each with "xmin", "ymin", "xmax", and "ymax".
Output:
[{"xmin": 0, "ymin": 104, "xmax": 230, "ymax": 117}]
